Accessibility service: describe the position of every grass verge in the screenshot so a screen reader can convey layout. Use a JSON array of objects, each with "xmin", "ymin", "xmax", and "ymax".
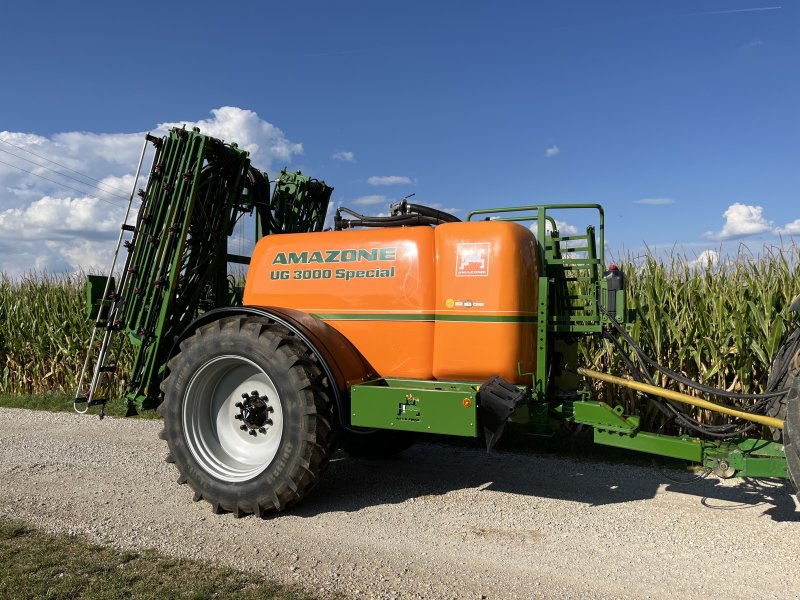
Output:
[
  {"xmin": 0, "ymin": 393, "xmax": 157, "ymax": 419},
  {"xmin": 0, "ymin": 518, "xmax": 315, "ymax": 600}
]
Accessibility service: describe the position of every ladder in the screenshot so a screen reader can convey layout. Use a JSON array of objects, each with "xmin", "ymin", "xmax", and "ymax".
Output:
[
  {"xmin": 74, "ymin": 127, "xmax": 333, "ymax": 416},
  {"xmin": 73, "ymin": 134, "xmax": 153, "ymax": 416}
]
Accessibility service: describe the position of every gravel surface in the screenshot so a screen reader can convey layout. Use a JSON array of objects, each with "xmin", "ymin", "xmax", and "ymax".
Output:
[{"xmin": 1, "ymin": 407, "xmax": 799, "ymax": 599}]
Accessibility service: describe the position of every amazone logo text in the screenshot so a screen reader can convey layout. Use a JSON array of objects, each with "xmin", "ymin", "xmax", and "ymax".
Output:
[{"xmin": 272, "ymin": 247, "xmax": 397, "ymax": 265}]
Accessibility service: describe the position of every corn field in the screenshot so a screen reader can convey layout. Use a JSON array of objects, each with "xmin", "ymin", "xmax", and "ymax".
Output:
[
  {"xmin": 1, "ymin": 272, "xmax": 95, "ymax": 394},
  {"xmin": 582, "ymin": 245, "xmax": 800, "ymax": 394},
  {"xmin": 2, "ymin": 246, "xmax": 799, "ymax": 416}
]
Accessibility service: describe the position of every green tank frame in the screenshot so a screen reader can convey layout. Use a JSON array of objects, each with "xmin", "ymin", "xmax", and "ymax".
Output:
[{"xmin": 348, "ymin": 203, "xmax": 789, "ymax": 480}]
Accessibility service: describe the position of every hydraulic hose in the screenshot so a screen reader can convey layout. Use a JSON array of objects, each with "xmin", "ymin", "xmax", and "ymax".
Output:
[
  {"xmin": 602, "ymin": 308, "xmax": 790, "ymax": 401},
  {"xmin": 577, "ymin": 367, "xmax": 784, "ymax": 430}
]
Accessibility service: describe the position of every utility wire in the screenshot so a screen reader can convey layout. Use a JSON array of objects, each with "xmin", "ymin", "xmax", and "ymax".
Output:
[
  {"xmin": 0, "ymin": 136, "xmax": 132, "ymax": 198},
  {"xmin": 0, "ymin": 146, "xmax": 131, "ymax": 202},
  {"xmin": 0, "ymin": 157, "xmax": 130, "ymax": 210}
]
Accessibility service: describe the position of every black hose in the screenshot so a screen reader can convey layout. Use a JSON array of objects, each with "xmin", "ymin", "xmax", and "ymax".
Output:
[
  {"xmin": 597, "ymin": 307, "xmax": 800, "ymax": 438},
  {"xmin": 334, "ymin": 205, "xmax": 453, "ymax": 230},
  {"xmin": 602, "ymin": 307, "xmax": 791, "ymax": 401},
  {"xmin": 391, "ymin": 200, "xmax": 461, "ymax": 223}
]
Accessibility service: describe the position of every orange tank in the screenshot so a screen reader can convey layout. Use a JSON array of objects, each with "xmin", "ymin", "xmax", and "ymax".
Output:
[
  {"xmin": 432, "ymin": 221, "xmax": 539, "ymax": 384},
  {"xmin": 244, "ymin": 221, "xmax": 540, "ymax": 383},
  {"xmin": 244, "ymin": 226, "xmax": 437, "ymax": 379}
]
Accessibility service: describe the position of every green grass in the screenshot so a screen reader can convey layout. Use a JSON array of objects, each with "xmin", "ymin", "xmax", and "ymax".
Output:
[
  {"xmin": 0, "ymin": 393, "xmax": 157, "ymax": 419},
  {"xmin": 0, "ymin": 518, "xmax": 315, "ymax": 600}
]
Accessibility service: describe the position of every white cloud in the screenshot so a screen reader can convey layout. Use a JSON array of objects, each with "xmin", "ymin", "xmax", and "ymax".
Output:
[
  {"xmin": 155, "ymin": 107, "xmax": 302, "ymax": 170},
  {"xmin": 545, "ymin": 145, "xmax": 560, "ymax": 158},
  {"xmin": 704, "ymin": 203, "xmax": 772, "ymax": 241},
  {"xmin": 352, "ymin": 195, "xmax": 387, "ymax": 206},
  {"xmin": 0, "ymin": 196, "xmax": 124, "ymax": 277},
  {"xmin": 332, "ymin": 151, "xmax": 355, "ymax": 162},
  {"xmin": 634, "ymin": 198, "xmax": 674, "ymax": 205},
  {"xmin": 367, "ymin": 175, "xmax": 413, "ymax": 186},
  {"xmin": 776, "ymin": 219, "xmax": 800, "ymax": 236},
  {"xmin": 552, "ymin": 219, "xmax": 579, "ymax": 235},
  {"xmin": 0, "ymin": 196, "xmax": 121, "ymax": 240},
  {"xmin": 0, "ymin": 107, "xmax": 302, "ymax": 274},
  {"xmin": 530, "ymin": 219, "xmax": 579, "ymax": 236},
  {"xmin": 689, "ymin": 249, "xmax": 720, "ymax": 269},
  {"xmin": 741, "ymin": 40, "xmax": 764, "ymax": 50}
]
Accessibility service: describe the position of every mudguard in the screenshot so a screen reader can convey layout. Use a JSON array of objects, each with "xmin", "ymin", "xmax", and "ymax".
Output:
[{"xmin": 170, "ymin": 306, "xmax": 376, "ymax": 426}]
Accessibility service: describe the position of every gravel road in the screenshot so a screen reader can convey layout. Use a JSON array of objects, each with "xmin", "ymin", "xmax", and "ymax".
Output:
[{"xmin": 1, "ymin": 407, "xmax": 798, "ymax": 599}]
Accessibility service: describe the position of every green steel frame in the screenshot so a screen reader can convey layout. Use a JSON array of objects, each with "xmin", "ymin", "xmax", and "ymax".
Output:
[
  {"xmin": 83, "ymin": 128, "xmax": 332, "ymax": 413},
  {"xmin": 456, "ymin": 203, "xmax": 786, "ymax": 480}
]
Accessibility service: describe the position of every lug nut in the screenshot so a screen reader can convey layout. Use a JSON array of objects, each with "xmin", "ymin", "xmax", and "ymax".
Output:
[
  {"xmin": 249, "ymin": 430, "xmax": 257, "ymax": 437},
  {"xmin": 241, "ymin": 393, "xmax": 248, "ymax": 399},
  {"xmin": 240, "ymin": 425, "xmax": 247, "ymax": 431},
  {"xmin": 235, "ymin": 402, "xmax": 242, "ymax": 408},
  {"xmin": 258, "ymin": 427, "xmax": 266, "ymax": 434},
  {"xmin": 234, "ymin": 414, "xmax": 242, "ymax": 420}
]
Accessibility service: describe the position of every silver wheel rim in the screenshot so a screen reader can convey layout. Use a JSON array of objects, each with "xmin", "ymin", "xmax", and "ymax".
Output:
[{"xmin": 182, "ymin": 355, "xmax": 284, "ymax": 482}]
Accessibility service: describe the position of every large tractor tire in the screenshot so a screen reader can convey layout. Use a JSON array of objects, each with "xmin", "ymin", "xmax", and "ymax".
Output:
[
  {"xmin": 338, "ymin": 428, "xmax": 417, "ymax": 459},
  {"xmin": 766, "ymin": 328, "xmax": 800, "ymax": 440},
  {"xmin": 783, "ymin": 376, "xmax": 800, "ymax": 491},
  {"xmin": 159, "ymin": 316, "xmax": 336, "ymax": 516},
  {"xmin": 766, "ymin": 327, "xmax": 800, "ymax": 490}
]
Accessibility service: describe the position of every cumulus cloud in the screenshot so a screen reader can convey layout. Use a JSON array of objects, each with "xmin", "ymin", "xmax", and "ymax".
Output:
[
  {"xmin": 689, "ymin": 249, "xmax": 720, "ymax": 269},
  {"xmin": 367, "ymin": 175, "xmax": 413, "ymax": 186},
  {"xmin": 156, "ymin": 107, "xmax": 302, "ymax": 171},
  {"xmin": 776, "ymin": 218, "xmax": 800, "ymax": 236},
  {"xmin": 530, "ymin": 219, "xmax": 579, "ymax": 236},
  {"xmin": 332, "ymin": 151, "xmax": 355, "ymax": 162},
  {"xmin": 545, "ymin": 145, "xmax": 560, "ymax": 158},
  {"xmin": 352, "ymin": 195, "xmax": 387, "ymax": 206},
  {"xmin": 704, "ymin": 203, "xmax": 772, "ymax": 240},
  {"xmin": 0, "ymin": 196, "xmax": 121, "ymax": 240},
  {"xmin": 634, "ymin": 198, "xmax": 674, "ymax": 205},
  {"xmin": 0, "ymin": 107, "xmax": 302, "ymax": 274},
  {"xmin": 551, "ymin": 219, "xmax": 578, "ymax": 235}
]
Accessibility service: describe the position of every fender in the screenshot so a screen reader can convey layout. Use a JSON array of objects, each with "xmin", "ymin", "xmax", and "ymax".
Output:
[{"xmin": 169, "ymin": 306, "xmax": 376, "ymax": 427}]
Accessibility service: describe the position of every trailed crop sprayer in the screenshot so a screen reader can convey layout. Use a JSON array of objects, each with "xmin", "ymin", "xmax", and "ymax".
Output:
[{"xmin": 75, "ymin": 128, "xmax": 800, "ymax": 516}]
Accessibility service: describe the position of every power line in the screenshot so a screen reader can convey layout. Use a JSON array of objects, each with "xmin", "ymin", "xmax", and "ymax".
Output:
[
  {"xmin": 0, "ymin": 157, "xmax": 130, "ymax": 210},
  {"xmin": 0, "ymin": 136, "xmax": 133, "ymax": 198},
  {"xmin": 0, "ymin": 145, "xmax": 131, "ymax": 201}
]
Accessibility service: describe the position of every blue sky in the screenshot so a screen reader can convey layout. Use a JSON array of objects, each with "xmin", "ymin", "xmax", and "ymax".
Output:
[{"xmin": 1, "ymin": 1, "xmax": 797, "ymax": 273}]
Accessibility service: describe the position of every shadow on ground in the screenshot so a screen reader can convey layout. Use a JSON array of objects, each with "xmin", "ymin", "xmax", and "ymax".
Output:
[{"xmin": 292, "ymin": 443, "xmax": 799, "ymax": 523}]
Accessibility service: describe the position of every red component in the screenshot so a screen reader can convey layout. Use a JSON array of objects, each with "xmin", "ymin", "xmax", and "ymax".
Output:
[{"xmin": 609, "ymin": 264, "xmax": 618, "ymax": 270}]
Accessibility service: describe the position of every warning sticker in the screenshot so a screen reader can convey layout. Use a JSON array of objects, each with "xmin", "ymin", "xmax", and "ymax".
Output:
[{"xmin": 456, "ymin": 242, "xmax": 490, "ymax": 277}]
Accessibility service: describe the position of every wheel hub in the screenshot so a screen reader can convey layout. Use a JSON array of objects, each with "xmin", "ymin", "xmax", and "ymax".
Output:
[{"xmin": 235, "ymin": 390, "xmax": 274, "ymax": 436}]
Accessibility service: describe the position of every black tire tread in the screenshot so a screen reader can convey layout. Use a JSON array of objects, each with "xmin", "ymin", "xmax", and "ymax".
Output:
[
  {"xmin": 783, "ymin": 373, "xmax": 800, "ymax": 492},
  {"xmin": 766, "ymin": 328, "xmax": 800, "ymax": 441},
  {"xmin": 159, "ymin": 316, "xmax": 337, "ymax": 516}
]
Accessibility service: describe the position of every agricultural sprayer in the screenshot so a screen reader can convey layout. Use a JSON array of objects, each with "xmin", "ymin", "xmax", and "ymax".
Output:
[{"xmin": 74, "ymin": 127, "xmax": 800, "ymax": 516}]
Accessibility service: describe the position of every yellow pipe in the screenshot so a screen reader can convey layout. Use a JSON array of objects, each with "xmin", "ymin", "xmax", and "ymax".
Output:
[{"xmin": 577, "ymin": 367, "xmax": 784, "ymax": 430}]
